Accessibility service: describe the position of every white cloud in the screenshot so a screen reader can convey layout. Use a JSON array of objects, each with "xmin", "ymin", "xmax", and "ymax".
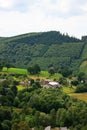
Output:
[
  {"xmin": 0, "ymin": 0, "xmax": 87, "ymax": 38},
  {"xmin": 0, "ymin": 0, "xmax": 13, "ymax": 9}
]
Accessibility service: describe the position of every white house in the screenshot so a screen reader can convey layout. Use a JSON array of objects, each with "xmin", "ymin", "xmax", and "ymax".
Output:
[{"xmin": 43, "ymin": 81, "xmax": 61, "ymax": 88}]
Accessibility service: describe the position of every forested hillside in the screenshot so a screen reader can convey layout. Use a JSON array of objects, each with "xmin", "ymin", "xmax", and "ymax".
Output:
[{"xmin": 0, "ymin": 31, "xmax": 87, "ymax": 71}]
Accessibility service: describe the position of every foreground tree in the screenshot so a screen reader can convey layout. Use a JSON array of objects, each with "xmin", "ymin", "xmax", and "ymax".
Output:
[
  {"xmin": 0, "ymin": 63, "xmax": 3, "ymax": 71},
  {"xmin": 77, "ymin": 72, "xmax": 86, "ymax": 82},
  {"xmin": 48, "ymin": 67, "xmax": 55, "ymax": 75},
  {"xmin": 27, "ymin": 64, "xmax": 41, "ymax": 74}
]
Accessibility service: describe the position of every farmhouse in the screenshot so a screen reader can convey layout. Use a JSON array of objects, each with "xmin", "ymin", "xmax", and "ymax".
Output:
[
  {"xmin": 44, "ymin": 126, "xmax": 51, "ymax": 130},
  {"xmin": 40, "ymin": 79, "xmax": 51, "ymax": 85},
  {"xmin": 43, "ymin": 81, "xmax": 61, "ymax": 88},
  {"xmin": 60, "ymin": 127, "xmax": 68, "ymax": 130},
  {"xmin": 32, "ymin": 126, "xmax": 68, "ymax": 130},
  {"xmin": 19, "ymin": 81, "xmax": 30, "ymax": 87},
  {"xmin": 0, "ymin": 79, "xmax": 6, "ymax": 83}
]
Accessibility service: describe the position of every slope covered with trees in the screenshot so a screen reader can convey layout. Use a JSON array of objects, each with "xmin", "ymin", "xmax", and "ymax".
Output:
[{"xmin": 0, "ymin": 31, "xmax": 86, "ymax": 71}]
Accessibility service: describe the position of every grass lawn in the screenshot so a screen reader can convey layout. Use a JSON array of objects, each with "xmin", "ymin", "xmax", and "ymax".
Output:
[
  {"xmin": 51, "ymin": 128, "xmax": 59, "ymax": 130},
  {"xmin": 63, "ymin": 86, "xmax": 87, "ymax": 102},
  {"xmin": 40, "ymin": 71, "xmax": 50, "ymax": 78},
  {"xmin": 3, "ymin": 67, "xmax": 28, "ymax": 75},
  {"xmin": 79, "ymin": 61, "xmax": 87, "ymax": 76},
  {"xmin": 62, "ymin": 86, "xmax": 75, "ymax": 94},
  {"xmin": 70, "ymin": 93, "xmax": 87, "ymax": 102},
  {"xmin": 50, "ymin": 73, "xmax": 62, "ymax": 80},
  {"xmin": 17, "ymin": 85, "xmax": 25, "ymax": 91},
  {"xmin": 2, "ymin": 67, "xmax": 62, "ymax": 80},
  {"xmin": 39, "ymin": 71, "xmax": 62, "ymax": 80}
]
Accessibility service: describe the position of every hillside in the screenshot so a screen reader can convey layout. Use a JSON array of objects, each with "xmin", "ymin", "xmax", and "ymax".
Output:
[
  {"xmin": 79, "ymin": 61, "xmax": 87, "ymax": 76},
  {"xmin": 0, "ymin": 31, "xmax": 87, "ymax": 71}
]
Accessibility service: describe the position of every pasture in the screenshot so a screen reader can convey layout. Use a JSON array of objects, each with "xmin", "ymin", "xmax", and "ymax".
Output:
[
  {"xmin": 2, "ymin": 67, "xmax": 62, "ymax": 80},
  {"xmin": 70, "ymin": 93, "xmax": 87, "ymax": 102},
  {"xmin": 3, "ymin": 67, "xmax": 28, "ymax": 75},
  {"xmin": 79, "ymin": 61, "xmax": 87, "ymax": 76}
]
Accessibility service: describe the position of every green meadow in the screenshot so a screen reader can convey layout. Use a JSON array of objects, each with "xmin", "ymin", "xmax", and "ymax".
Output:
[
  {"xmin": 70, "ymin": 93, "xmax": 87, "ymax": 102},
  {"xmin": 3, "ymin": 67, "xmax": 28, "ymax": 75},
  {"xmin": 79, "ymin": 61, "xmax": 87, "ymax": 76},
  {"xmin": 2, "ymin": 67, "xmax": 62, "ymax": 80}
]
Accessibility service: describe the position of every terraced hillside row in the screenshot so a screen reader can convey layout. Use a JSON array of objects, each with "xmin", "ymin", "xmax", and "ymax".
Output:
[{"xmin": 0, "ymin": 31, "xmax": 87, "ymax": 70}]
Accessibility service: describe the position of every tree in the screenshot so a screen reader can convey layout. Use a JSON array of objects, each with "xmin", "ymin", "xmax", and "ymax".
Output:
[
  {"xmin": 32, "ymin": 81, "xmax": 41, "ymax": 89},
  {"xmin": 48, "ymin": 67, "xmax": 55, "ymax": 75},
  {"xmin": 59, "ymin": 77, "xmax": 67, "ymax": 85},
  {"xmin": 60, "ymin": 68, "xmax": 72, "ymax": 77},
  {"xmin": 56, "ymin": 108, "xmax": 67, "ymax": 127},
  {"xmin": 27, "ymin": 64, "xmax": 41, "ymax": 74},
  {"xmin": 0, "ymin": 63, "xmax": 3, "ymax": 71},
  {"xmin": 11, "ymin": 85, "xmax": 18, "ymax": 96},
  {"xmin": 13, "ymin": 97, "xmax": 20, "ymax": 107},
  {"xmin": 35, "ymin": 111, "xmax": 40, "ymax": 126},
  {"xmin": 75, "ymin": 83, "xmax": 87, "ymax": 93},
  {"xmin": 30, "ymin": 78, "xmax": 34, "ymax": 86},
  {"xmin": 5, "ymin": 63, "xmax": 11, "ymax": 72},
  {"xmin": 71, "ymin": 80, "xmax": 79, "ymax": 86},
  {"xmin": 78, "ymin": 72, "xmax": 86, "ymax": 82},
  {"xmin": 50, "ymin": 109, "xmax": 56, "ymax": 127}
]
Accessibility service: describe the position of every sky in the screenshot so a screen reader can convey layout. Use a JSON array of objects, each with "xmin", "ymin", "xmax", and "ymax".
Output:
[{"xmin": 0, "ymin": 0, "xmax": 87, "ymax": 38}]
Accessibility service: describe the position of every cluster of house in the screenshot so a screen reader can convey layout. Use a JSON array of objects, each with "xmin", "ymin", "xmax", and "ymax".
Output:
[
  {"xmin": 32, "ymin": 126, "xmax": 68, "ymax": 130},
  {"xmin": 0, "ymin": 77, "xmax": 61, "ymax": 89},
  {"xmin": 40, "ymin": 79, "xmax": 61, "ymax": 88},
  {"xmin": 19, "ymin": 79, "xmax": 61, "ymax": 89}
]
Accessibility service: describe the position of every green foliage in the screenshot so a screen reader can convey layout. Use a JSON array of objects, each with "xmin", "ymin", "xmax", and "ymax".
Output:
[
  {"xmin": 0, "ymin": 31, "xmax": 84, "ymax": 71},
  {"xmin": 0, "ymin": 80, "xmax": 87, "ymax": 129},
  {"xmin": 75, "ymin": 83, "xmax": 87, "ymax": 93},
  {"xmin": 81, "ymin": 43, "xmax": 87, "ymax": 60},
  {"xmin": 79, "ymin": 61, "xmax": 87, "ymax": 76},
  {"xmin": 0, "ymin": 63, "xmax": 3, "ymax": 71},
  {"xmin": 59, "ymin": 77, "xmax": 67, "ymax": 85},
  {"xmin": 27, "ymin": 64, "xmax": 41, "ymax": 74},
  {"xmin": 71, "ymin": 80, "xmax": 79, "ymax": 86},
  {"xmin": 60, "ymin": 68, "xmax": 72, "ymax": 77},
  {"xmin": 77, "ymin": 72, "xmax": 86, "ymax": 82},
  {"xmin": 48, "ymin": 67, "xmax": 55, "ymax": 75}
]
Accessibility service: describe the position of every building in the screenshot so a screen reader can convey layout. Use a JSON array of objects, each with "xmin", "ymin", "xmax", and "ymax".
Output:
[
  {"xmin": 43, "ymin": 81, "xmax": 61, "ymax": 88},
  {"xmin": 60, "ymin": 127, "xmax": 68, "ymax": 130}
]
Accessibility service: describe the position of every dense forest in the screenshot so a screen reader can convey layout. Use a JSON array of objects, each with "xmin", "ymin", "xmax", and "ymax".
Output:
[
  {"xmin": 0, "ymin": 31, "xmax": 87, "ymax": 71},
  {"xmin": 0, "ymin": 74, "xmax": 87, "ymax": 130}
]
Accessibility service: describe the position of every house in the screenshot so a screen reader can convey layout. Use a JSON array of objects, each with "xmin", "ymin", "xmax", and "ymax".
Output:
[
  {"xmin": 60, "ymin": 127, "xmax": 68, "ymax": 130},
  {"xmin": 45, "ymin": 126, "xmax": 51, "ymax": 130},
  {"xmin": 19, "ymin": 81, "xmax": 30, "ymax": 87},
  {"xmin": 40, "ymin": 79, "xmax": 51, "ymax": 85},
  {"xmin": 0, "ymin": 79, "xmax": 6, "ymax": 83},
  {"xmin": 85, "ymin": 79, "xmax": 87, "ymax": 83},
  {"xmin": 32, "ymin": 126, "xmax": 68, "ymax": 130},
  {"xmin": 32, "ymin": 126, "xmax": 51, "ymax": 130},
  {"xmin": 43, "ymin": 81, "xmax": 61, "ymax": 88}
]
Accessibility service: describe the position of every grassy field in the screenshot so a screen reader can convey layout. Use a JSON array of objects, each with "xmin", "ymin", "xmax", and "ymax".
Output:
[
  {"xmin": 2, "ymin": 67, "xmax": 62, "ymax": 80},
  {"xmin": 70, "ymin": 93, "xmax": 87, "ymax": 102},
  {"xmin": 40, "ymin": 71, "xmax": 62, "ymax": 79},
  {"xmin": 62, "ymin": 86, "xmax": 75, "ymax": 94},
  {"xmin": 17, "ymin": 85, "xmax": 25, "ymax": 91},
  {"xmin": 3, "ymin": 67, "xmax": 28, "ymax": 75},
  {"xmin": 62, "ymin": 86, "xmax": 87, "ymax": 102},
  {"xmin": 79, "ymin": 61, "xmax": 87, "ymax": 76}
]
